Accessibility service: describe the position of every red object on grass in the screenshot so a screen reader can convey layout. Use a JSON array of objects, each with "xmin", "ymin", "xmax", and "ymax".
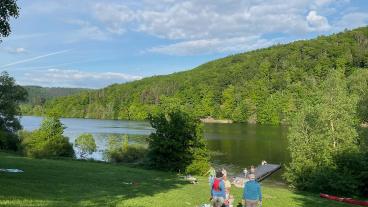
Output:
[{"xmin": 320, "ymin": 193, "xmax": 368, "ymax": 206}]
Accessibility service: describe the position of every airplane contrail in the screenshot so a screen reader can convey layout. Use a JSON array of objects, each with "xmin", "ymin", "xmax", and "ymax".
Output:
[{"xmin": 0, "ymin": 49, "xmax": 71, "ymax": 68}]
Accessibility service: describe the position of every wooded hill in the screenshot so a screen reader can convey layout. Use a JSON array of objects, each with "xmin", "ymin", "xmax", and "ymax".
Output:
[
  {"xmin": 21, "ymin": 86, "xmax": 90, "ymax": 115},
  {"xmin": 30, "ymin": 27, "xmax": 368, "ymax": 124}
]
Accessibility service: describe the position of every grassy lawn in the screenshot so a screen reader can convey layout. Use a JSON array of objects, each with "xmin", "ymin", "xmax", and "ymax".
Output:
[{"xmin": 0, "ymin": 152, "xmax": 352, "ymax": 207}]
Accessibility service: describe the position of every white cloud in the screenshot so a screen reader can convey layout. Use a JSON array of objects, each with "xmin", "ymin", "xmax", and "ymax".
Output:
[
  {"xmin": 136, "ymin": 1, "xmax": 312, "ymax": 40},
  {"xmin": 91, "ymin": 0, "xmax": 339, "ymax": 40},
  {"xmin": 89, "ymin": 0, "xmax": 341, "ymax": 55},
  {"xmin": 306, "ymin": 10, "xmax": 330, "ymax": 31},
  {"xmin": 148, "ymin": 36, "xmax": 278, "ymax": 56},
  {"xmin": 336, "ymin": 12, "xmax": 368, "ymax": 30},
  {"xmin": 314, "ymin": 0, "xmax": 335, "ymax": 6},
  {"xmin": 4, "ymin": 47, "xmax": 27, "ymax": 54},
  {"xmin": 93, "ymin": 3, "xmax": 136, "ymax": 34},
  {"xmin": 20, "ymin": 0, "xmax": 363, "ymax": 56},
  {"xmin": 65, "ymin": 20, "xmax": 110, "ymax": 42},
  {"xmin": 314, "ymin": 0, "xmax": 350, "ymax": 7},
  {"xmin": 14, "ymin": 48, "xmax": 26, "ymax": 53},
  {"xmin": 20, "ymin": 69, "xmax": 143, "ymax": 88}
]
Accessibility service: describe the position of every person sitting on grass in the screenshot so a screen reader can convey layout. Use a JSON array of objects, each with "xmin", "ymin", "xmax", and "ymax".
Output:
[
  {"xmin": 210, "ymin": 170, "xmax": 226, "ymax": 207},
  {"xmin": 242, "ymin": 174, "xmax": 262, "ymax": 207}
]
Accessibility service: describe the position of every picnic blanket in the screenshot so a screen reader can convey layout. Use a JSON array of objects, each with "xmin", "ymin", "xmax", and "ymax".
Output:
[{"xmin": 0, "ymin": 168, "xmax": 24, "ymax": 173}]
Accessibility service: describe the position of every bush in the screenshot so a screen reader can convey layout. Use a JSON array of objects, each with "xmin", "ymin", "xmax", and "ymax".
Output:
[
  {"xmin": 75, "ymin": 133, "xmax": 96, "ymax": 159},
  {"xmin": 361, "ymin": 151, "xmax": 368, "ymax": 196},
  {"xmin": 285, "ymin": 150, "xmax": 368, "ymax": 196},
  {"xmin": 104, "ymin": 135, "xmax": 147, "ymax": 163},
  {"xmin": 107, "ymin": 145, "xmax": 147, "ymax": 163},
  {"xmin": 147, "ymin": 110, "xmax": 210, "ymax": 175},
  {"xmin": 21, "ymin": 117, "xmax": 74, "ymax": 158},
  {"xmin": 185, "ymin": 149, "xmax": 210, "ymax": 175},
  {"xmin": 318, "ymin": 151, "xmax": 367, "ymax": 196}
]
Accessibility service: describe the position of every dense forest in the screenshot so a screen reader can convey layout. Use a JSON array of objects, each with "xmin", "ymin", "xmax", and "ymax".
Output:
[
  {"xmin": 21, "ymin": 86, "xmax": 90, "ymax": 115},
  {"xmin": 28, "ymin": 27, "xmax": 368, "ymax": 125}
]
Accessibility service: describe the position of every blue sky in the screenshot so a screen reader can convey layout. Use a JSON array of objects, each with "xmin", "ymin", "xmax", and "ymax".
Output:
[{"xmin": 0, "ymin": 0, "xmax": 367, "ymax": 88}]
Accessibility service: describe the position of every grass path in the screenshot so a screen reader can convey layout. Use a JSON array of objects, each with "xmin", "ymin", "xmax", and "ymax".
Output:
[{"xmin": 0, "ymin": 152, "xmax": 351, "ymax": 207}]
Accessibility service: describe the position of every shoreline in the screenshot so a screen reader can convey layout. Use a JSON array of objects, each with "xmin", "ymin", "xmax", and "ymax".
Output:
[{"xmin": 200, "ymin": 117, "xmax": 233, "ymax": 124}]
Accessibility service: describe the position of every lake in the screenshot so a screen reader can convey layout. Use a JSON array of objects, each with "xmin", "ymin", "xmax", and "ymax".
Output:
[{"xmin": 20, "ymin": 116, "xmax": 289, "ymax": 180}]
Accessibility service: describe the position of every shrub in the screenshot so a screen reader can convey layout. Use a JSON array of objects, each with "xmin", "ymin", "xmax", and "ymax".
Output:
[
  {"xmin": 107, "ymin": 145, "xmax": 147, "ymax": 163},
  {"xmin": 147, "ymin": 110, "xmax": 210, "ymax": 175},
  {"xmin": 285, "ymin": 149, "xmax": 368, "ymax": 196},
  {"xmin": 310, "ymin": 151, "xmax": 367, "ymax": 196},
  {"xmin": 185, "ymin": 149, "xmax": 210, "ymax": 175},
  {"xmin": 75, "ymin": 133, "xmax": 96, "ymax": 159},
  {"xmin": 21, "ymin": 117, "xmax": 74, "ymax": 158},
  {"xmin": 104, "ymin": 135, "xmax": 147, "ymax": 163}
]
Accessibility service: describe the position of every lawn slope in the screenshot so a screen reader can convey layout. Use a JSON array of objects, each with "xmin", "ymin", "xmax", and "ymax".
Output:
[{"xmin": 0, "ymin": 152, "xmax": 351, "ymax": 207}]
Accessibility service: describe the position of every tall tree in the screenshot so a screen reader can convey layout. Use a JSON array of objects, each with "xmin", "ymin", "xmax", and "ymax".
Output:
[
  {"xmin": 284, "ymin": 65, "xmax": 360, "ymax": 193},
  {"xmin": 0, "ymin": 72, "xmax": 27, "ymax": 150},
  {"xmin": 0, "ymin": 0, "xmax": 19, "ymax": 41}
]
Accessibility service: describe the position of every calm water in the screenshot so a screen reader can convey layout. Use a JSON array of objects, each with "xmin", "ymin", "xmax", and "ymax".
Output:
[{"xmin": 20, "ymin": 116, "xmax": 289, "ymax": 179}]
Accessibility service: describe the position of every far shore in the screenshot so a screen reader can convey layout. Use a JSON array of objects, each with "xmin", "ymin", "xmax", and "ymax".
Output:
[{"xmin": 200, "ymin": 117, "xmax": 233, "ymax": 124}]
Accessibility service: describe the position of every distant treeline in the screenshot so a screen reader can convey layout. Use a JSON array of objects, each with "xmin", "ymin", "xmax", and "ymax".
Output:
[
  {"xmin": 21, "ymin": 86, "xmax": 91, "ymax": 116},
  {"xmin": 25, "ymin": 27, "xmax": 368, "ymax": 125}
]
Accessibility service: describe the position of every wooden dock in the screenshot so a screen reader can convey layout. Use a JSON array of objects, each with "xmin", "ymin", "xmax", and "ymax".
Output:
[
  {"xmin": 231, "ymin": 163, "xmax": 282, "ymax": 188},
  {"xmin": 255, "ymin": 164, "xmax": 281, "ymax": 182}
]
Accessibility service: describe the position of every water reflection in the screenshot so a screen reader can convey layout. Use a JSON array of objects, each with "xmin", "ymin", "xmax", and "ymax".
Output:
[
  {"xmin": 20, "ymin": 116, "xmax": 289, "ymax": 179},
  {"xmin": 204, "ymin": 124, "xmax": 289, "ymax": 178}
]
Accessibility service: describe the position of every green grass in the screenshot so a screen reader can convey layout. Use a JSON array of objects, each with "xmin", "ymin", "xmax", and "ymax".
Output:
[{"xmin": 0, "ymin": 152, "xmax": 352, "ymax": 207}]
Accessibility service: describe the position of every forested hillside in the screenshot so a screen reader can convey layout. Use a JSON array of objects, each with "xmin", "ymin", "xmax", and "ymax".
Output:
[
  {"xmin": 33, "ymin": 27, "xmax": 368, "ymax": 124},
  {"xmin": 21, "ymin": 86, "xmax": 90, "ymax": 115}
]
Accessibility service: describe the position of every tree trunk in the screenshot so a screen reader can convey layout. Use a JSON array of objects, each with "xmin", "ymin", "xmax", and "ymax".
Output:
[{"xmin": 331, "ymin": 120, "xmax": 336, "ymax": 148}]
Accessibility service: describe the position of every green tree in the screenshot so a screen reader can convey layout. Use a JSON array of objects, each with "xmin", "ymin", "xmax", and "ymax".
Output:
[
  {"xmin": 257, "ymin": 94, "xmax": 282, "ymax": 125},
  {"xmin": 0, "ymin": 0, "xmax": 19, "ymax": 41},
  {"xmin": 75, "ymin": 133, "xmax": 97, "ymax": 159},
  {"xmin": 147, "ymin": 110, "xmax": 210, "ymax": 175},
  {"xmin": 284, "ymin": 68, "xmax": 360, "ymax": 194},
  {"xmin": 220, "ymin": 85, "xmax": 236, "ymax": 119},
  {"xmin": 21, "ymin": 116, "xmax": 74, "ymax": 158},
  {"xmin": 0, "ymin": 72, "xmax": 27, "ymax": 150}
]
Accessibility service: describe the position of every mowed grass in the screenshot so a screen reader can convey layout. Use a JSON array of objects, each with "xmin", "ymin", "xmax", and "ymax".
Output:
[{"xmin": 0, "ymin": 152, "xmax": 352, "ymax": 207}]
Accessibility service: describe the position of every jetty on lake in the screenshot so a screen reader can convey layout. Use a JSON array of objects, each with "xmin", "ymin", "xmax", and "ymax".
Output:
[
  {"xmin": 232, "ymin": 163, "xmax": 282, "ymax": 188},
  {"xmin": 255, "ymin": 164, "xmax": 281, "ymax": 182}
]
